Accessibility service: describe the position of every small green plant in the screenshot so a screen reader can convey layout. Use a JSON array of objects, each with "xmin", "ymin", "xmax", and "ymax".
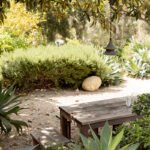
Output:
[
  {"xmin": 0, "ymin": 83, "xmax": 28, "ymax": 134},
  {"xmin": 118, "ymin": 93, "xmax": 150, "ymax": 149},
  {"xmin": 71, "ymin": 122, "xmax": 139, "ymax": 150},
  {"xmin": 132, "ymin": 93, "xmax": 150, "ymax": 116},
  {"xmin": 122, "ymin": 117, "xmax": 150, "ymax": 150}
]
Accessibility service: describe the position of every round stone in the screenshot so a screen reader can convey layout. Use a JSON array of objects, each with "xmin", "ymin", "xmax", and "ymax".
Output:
[{"xmin": 82, "ymin": 76, "xmax": 102, "ymax": 91}]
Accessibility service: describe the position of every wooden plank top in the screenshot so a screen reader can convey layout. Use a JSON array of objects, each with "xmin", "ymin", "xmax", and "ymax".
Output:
[
  {"xmin": 31, "ymin": 127, "xmax": 70, "ymax": 148},
  {"xmin": 59, "ymin": 97, "xmax": 136, "ymax": 125}
]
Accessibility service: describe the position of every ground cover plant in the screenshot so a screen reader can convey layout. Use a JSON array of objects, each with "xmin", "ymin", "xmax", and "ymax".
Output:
[
  {"xmin": 0, "ymin": 43, "xmax": 123, "ymax": 91},
  {"xmin": 118, "ymin": 93, "xmax": 150, "ymax": 150}
]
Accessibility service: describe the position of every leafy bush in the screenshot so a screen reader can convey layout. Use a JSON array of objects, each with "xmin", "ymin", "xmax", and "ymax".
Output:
[
  {"xmin": 132, "ymin": 93, "xmax": 150, "ymax": 116},
  {"xmin": 1, "ymin": 44, "xmax": 114, "ymax": 90},
  {"xmin": 0, "ymin": 30, "xmax": 29, "ymax": 54},
  {"xmin": 122, "ymin": 117, "xmax": 150, "ymax": 150},
  {"xmin": 0, "ymin": 1, "xmax": 44, "ymax": 54},
  {"xmin": 0, "ymin": 83, "xmax": 28, "ymax": 134},
  {"xmin": 2, "ymin": 1, "xmax": 40, "ymax": 37},
  {"xmin": 71, "ymin": 122, "xmax": 139, "ymax": 150},
  {"xmin": 118, "ymin": 93, "xmax": 150, "ymax": 149}
]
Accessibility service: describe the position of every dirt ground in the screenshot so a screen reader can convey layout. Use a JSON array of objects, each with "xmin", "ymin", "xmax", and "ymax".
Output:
[{"xmin": 0, "ymin": 78, "xmax": 150, "ymax": 150}]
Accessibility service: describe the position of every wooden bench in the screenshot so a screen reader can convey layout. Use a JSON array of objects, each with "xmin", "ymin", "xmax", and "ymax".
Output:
[
  {"xmin": 31, "ymin": 127, "xmax": 70, "ymax": 150},
  {"xmin": 59, "ymin": 97, "xmax": 138, "ymax": 139}
]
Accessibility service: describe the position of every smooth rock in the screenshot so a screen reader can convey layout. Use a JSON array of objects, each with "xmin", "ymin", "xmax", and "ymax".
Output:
[{"xmin": 82, "ymin": 76, "xmax": 102, "ymax": 91}]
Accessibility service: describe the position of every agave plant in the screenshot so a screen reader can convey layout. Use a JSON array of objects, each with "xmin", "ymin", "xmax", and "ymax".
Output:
[
  {"xmin": 71, "ymin": 122, "xmax": 139, "ymax": 150},
  {"xmin": 0, "ymin": 83, "xmax": 28, "ymax": 134},
  {"xmin": 100, "ymin": 54, "xmax": 124, "ymax": 86},
  {"xmin": 125, "ymin": 48, "xmax": 150, "ymax": 78}
]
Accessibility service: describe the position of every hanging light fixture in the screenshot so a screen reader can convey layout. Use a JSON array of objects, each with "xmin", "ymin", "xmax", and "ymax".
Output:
[{"xmin": 104, "ymin": 0, "xmax": 116, "ymax": 55}]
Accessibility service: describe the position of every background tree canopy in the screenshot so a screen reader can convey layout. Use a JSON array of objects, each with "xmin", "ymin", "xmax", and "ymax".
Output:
[{"xmin": 0, "ymin": 0, "xmax": 150, "ymax": 25}]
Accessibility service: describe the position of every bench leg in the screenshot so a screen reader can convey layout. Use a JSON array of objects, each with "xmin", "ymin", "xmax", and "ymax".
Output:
[
  {"xmin": 67, "ymin": 119, "xmax": 71, "ymax": 139},
  {"xmin": 31, "ymin": 134, "xmax": 41, "ymax": 150},
  {"xmin": 80, "ymin": 126, "xmax": 99, "ymax": 138},
  {"xmin": 60, "ymin": 115, "xmax": 71, "ymax": 139},
  {"xmin": 80, "ymin": 126, "xmax": 89, "ymax": 137},
  {"xmin": 93, "ymin": 128, "xmax": 99, "ymax": 136},
  {"xmin": 88, "ymin": 128, "xmax": 99, "ymax": 138}
]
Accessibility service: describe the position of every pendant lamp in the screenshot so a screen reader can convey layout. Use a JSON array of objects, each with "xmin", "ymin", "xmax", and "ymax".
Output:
[{"xmin": 104, "ymin": 1, "xmax": 116, "ymax": 55}]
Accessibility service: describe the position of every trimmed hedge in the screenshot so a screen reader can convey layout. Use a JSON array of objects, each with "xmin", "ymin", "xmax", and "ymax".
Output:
[{"xmin": 1, "ymin": 44, "xmax": 113, "ymax": 90}]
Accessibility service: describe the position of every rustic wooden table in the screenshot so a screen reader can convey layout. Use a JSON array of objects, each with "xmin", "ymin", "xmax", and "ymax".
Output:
[{"xmin": 59, "ymin": 97, "xmax": 138, "ymax": 139}]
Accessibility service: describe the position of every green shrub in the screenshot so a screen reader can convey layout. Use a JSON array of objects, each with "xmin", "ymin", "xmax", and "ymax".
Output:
[
  {"xmin": 2, "ymin": 1, "xmax": 40, "ymax": 37},
  {"xmin": 0, "ymin": 1, "xmax": 44, "ymax": 54},
  {"xmin": 118, "ymin": 93, "xmax": 150, "ymax": 149},
  {"xmin": 122, "ymin": 117, "xmax": 150, "ymax": 150},
  {"xmin": 0, "ymin": 30, "xmax": 29, "ymax": 54},
  {"xmin": 1, "ymin": 44, "xmax": 115, "ymax": 90},
  {"xmin": 0, "ymin": 83, "xmax": 28, "ymax": 134},
  {"xmin": 132, "ymin": 93, "xmax": 150, "ymax": 116}
]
